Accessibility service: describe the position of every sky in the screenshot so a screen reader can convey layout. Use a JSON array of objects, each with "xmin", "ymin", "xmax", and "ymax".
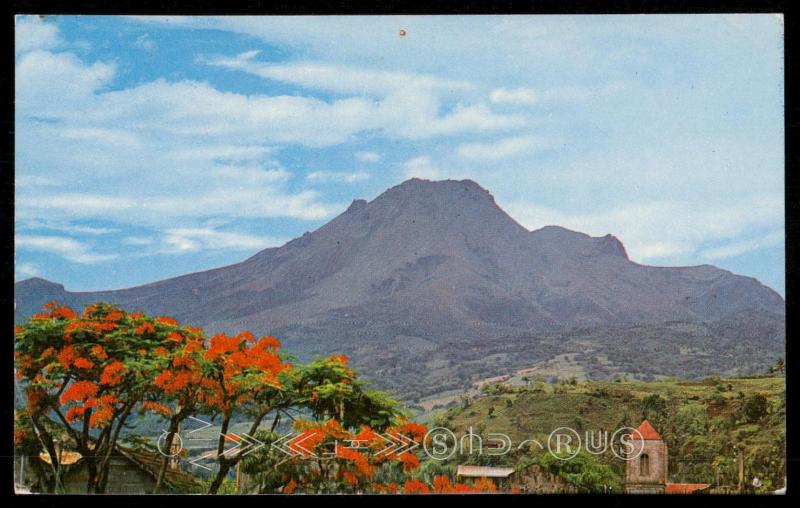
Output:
[{"xmin": 14, "ymin": 14, "xmax": 785, "ymax": 295}]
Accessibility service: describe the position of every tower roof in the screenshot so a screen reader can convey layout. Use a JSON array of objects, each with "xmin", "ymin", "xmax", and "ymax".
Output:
[{"xmin": 634, "ymin": 419, "xmax": 663, "ymax": 440}]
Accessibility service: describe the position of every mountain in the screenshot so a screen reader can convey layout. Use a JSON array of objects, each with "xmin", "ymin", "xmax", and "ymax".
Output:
[{"xmin": 14, "ymin": 179, "xmax": 785, "ymax": 398}]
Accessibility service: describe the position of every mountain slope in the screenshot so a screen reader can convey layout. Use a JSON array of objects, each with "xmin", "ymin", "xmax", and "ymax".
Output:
[{"xmin": 14, "ymin": 179, "xmax": 785, "ymax": 395}]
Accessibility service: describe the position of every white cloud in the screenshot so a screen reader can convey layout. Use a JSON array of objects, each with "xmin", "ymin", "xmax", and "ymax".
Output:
[
  {"xmin": 489, "ymin": 84, "xmax": 625, "ymax": 106},
  {"xmin": 16, "ymin": 50, "xmax": 115, "ymax": 110},
  {"xmin": 206, "ymin": 53, "xmax": 472, "ymax": 96},
  {"xmin": 502, "ymin": 194, "xmax": 784, "ymax": 264},
  {"xmin": 16, "ymin": 219, "xmax": 119, "ymax": 236},
  {"xmin": 202, "ymin": 53, "xmax": 523, "ymax": 139},
  {"xmin": 122, "ymin": 236, "xmax": 155, "ymax": 246},
  {"xmin": 354, "ymin": 151, "xmax": 381, "ymax": 163},
  {"xmin": 306, "ymin": 171, "xmax": 370, "ymax": 183},
  {"xmin": 61, "ymin": 127, "xmax": 141, "ymax": 147},
  {"xmin": 489, "ymin": 87, "xmax": 540, "ymax": 106},
  {"xmin": 401, "ymin": 156, "xmax": 442, "ymax": 180},
  {"xmin": 15, "ymin": 15, "xmax": 61, "ymax": 54},
  {"xmin": 457, "ymin": 135, "xmax": 553, "ymax": 161},
  {"xmin": 134, "ymin": 34, "xmax": 155, "ymax": 51},
  {"xmin": 15, "ymin": 262, "xmax": 40, "ymax": 280},
  {"xmin": 701, "ymin": 230, "xmax": 784, "ymax": 260},
  {"xmin": 15, "ymin": 175, "xmax": 59, "ymax": 187},
  {"xmin": 160, "ymin": 227, "xmax": 286, "ymax": 254},
  {"xmin": 16, "ymin": 234, "xmax": 116, "ymax": 263},
  {"xmin": 166, "ymin": 144, "xmax": 272, "ymax": 162}
]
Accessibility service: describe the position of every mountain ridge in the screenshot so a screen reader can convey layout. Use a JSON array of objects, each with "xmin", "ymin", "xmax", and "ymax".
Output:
[{"xmin": 14, "ymin": 178, "xmax": 784, "ymax": 396}]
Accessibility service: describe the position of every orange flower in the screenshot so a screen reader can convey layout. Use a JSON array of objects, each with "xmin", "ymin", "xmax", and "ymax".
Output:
[
  {"xmin": 60, "ymin": 380, "xmax": 99, "ymax": 405},
  {"xmin": 155, "ymin": 316, "xmax": 179, "ymax": 326},
  {"xmin": 14, "ymin": 325, "xmax": 23, "ymax": 334},
  {"xmin": 337, "ymin": 446, "xmax": 374, "ymax": 477},
  {"xmin": 58, "ymin": 345, "xmax": 77, "ymax": 368},
  {"xmin": 373, "ymin": 482, "xmax": 399, "ymax": 494},
  {"xmin": 104, "ymin": 310, "xmax": 124, "ymax": 322},
  {"xmin": 135, "ymin": 322, "xmax": 155, "ymax": 335},
  {"xmin": 90, "ymin": 403, "xmax": 114, "ymax": 428},
  {"xmin": 142, "ymin": 401, "xmax": 172, "ymax": 416},
  {"xmin": 100, "ymin": 361, "xmax": 127, "ymax": 386},
  {"xmin": 329, "ymin": 354, "xmax": 349, "ymax": 365},
  {"xmin": 283, "ymin": 479, "xmax": 297, "ymax": 495},
  {"xmin": 342, "ymin": 471, "xmax": 359, "ymax": 485},
  {"xmin": 473, "ymin": 477, "xmax": 497, "ymax": 492},
  {"xmin": 73, "ymin": 357, "xmax": 94, "ymax": 370},
  {"xmin": 432, "ymin": 475, "xmax": 453, "ymax": 493},
  {"xmin": 167, "ymin": 331, "xmax": 184, "ymax": 343},
  {"xmin": 403, "ymin": 479, "xmax": 430, "ymax": 494},
  {"xmin": 51, "ymin": 305, "xmax": 78, "ymax": 320},
  {"xmin": 91, "ymin": 344, "xmax": 108, "ymax": 360},
  {"xmin": 393, "ymin": 421, "xmax": 428, "ymax": 441},
  {"xmin": 65, "ymin": 405, "xmax": 86, "ymax": 423},
  {"xmin": 398, "ymin": 452, "xmax": 420, "ymax": 471}
]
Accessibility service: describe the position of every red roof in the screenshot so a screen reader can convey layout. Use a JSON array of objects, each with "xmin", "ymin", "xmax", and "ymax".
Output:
[
  {"xmin": 634, "ymin": 419, "xmax": 663, "ymax": 441},
  {"xmin": 665, "ymin": 483, "xmax": 711, "ymax": 494}
]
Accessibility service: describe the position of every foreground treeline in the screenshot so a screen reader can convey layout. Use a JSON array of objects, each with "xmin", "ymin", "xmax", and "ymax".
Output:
[{"xmin": 15, "ymin": 302, "xmax": 498, "ymax": 494}]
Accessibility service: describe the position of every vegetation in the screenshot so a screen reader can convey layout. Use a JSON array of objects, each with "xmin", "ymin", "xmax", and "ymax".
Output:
[
  {"xmin": 14, "ymin": 302, "xmax": 421, "ymax": 494},
  {"xmin": 14, "ymin": 301, "xmax": 786, "ymax": 494},
  {"xmin": 430, "ymin": 374, "xmax": 785, "ymax": 493}
]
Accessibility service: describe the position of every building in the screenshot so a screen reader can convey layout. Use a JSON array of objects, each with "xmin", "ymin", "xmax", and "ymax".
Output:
[
  {"xmin": 623, "ymin": 419, "xmax": 710, "ymax": 495},
  {"xmin": 15, "ymin": 443, "xmax": 200, "ymax": 494},
  {"xmin": 456, "ymin": 465, "xmax": 578, "ymax": 493}
]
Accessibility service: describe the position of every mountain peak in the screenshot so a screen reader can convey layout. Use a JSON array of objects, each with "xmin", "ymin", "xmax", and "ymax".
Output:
[
  {"xmin": 377, "ymin": 178, "xmax": 497, "ymax": 208},
  {"xmin": 15, "ymin": 277, "xmax": 65, "ymax": 290}
]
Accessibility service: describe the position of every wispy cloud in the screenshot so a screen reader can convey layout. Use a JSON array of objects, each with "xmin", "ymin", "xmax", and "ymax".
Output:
[
  {"xmin": 401, "ymin": 156, "xmax": 442, "ymax": 180},
  {"xmin": 306, "ymin": 171, "xmax": 370, "ymax": 183},
  {"xmin": 205, "ymin": 51, "xmax": 472, "ymax": 96},
  {"xmin": 502, "ymin": 194, "xmax": 783, "ymax": 264},
  {"xmin": 160, "ymin": 227, "xmax": 286, "ymax": 254},
  {"xmin": 15, "ymin": 262, "xmax": 40, "ymax": 280},
  {"xmin": 134, "ymin": 33, "xmax": 155, "ymax": 51},
  {"xmin": 457, "ymin": 135, "xmax": 554, "ymax": 161},
  {"xmin": 354, "ymin": 151, "xmax": 381, "ymax": 163},
  {"xmin": 701, "ymin": 230, "xmax": 784, "ymax": 260},
  {"xmin": 16, "ymin": 234, "xmax": 116, "ymax": 263},
  {"xmin": 15, "ymin": 15, "xmax": 61, "ymax": 54}
]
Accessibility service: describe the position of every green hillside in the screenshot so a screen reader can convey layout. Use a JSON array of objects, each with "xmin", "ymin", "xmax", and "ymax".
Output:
[{"xmin": 426, "ymin": 374, "xmax": 785, "ymax": 493}]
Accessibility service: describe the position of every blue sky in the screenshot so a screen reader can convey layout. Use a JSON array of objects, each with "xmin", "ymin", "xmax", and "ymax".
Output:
[{"xmin": 14, "ymin": 15, "xmax": 785, "ymax": 295}]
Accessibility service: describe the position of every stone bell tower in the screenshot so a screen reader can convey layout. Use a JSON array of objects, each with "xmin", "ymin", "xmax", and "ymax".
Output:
[{"xmin": 624, "ymin": 419, "xmax": 667, "ymax": 494}]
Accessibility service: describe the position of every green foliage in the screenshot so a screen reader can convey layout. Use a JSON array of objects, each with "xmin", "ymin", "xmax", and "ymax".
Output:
[
  {"xmin": 523, "ymin": 449, "xmax": 621, "ymax": 493},
  {"xmin": 740, "ymin": 393, "xmax": 768, "ymax": 423}
]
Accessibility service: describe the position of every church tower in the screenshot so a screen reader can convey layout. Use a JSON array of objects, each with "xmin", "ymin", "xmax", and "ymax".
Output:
[{"xmin": 623, "ymin": 419, "xmax": 668, "ymax": 494}]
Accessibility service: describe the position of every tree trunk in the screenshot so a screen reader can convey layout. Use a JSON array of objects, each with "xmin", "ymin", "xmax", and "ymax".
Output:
[
  {"xmin": 153, "ymin": 415, "xmax": 181, "ymax": 493},
  {"xmin": 97, "ymin": 405, "xmax": 133, "ymax": 493},
  {"xmin": 207, "ymin": 408, "xmax": 271, "ymax": 494},
  {"xmin": 207, "ymin": 412, "xmax": 233, "ymax": 494}
]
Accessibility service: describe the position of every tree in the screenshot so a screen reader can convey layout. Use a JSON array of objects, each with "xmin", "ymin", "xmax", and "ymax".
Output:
[
  {"xmin": 741, "ymin": 394, "xmax": 768, "ymax": 423},
  {"xmin": 242, "ymin": 418, "xmax": 426, "ymax": 494},
  {"xmin": 200, "ymin": 331, "xmax": 292, "ymax": 494},
  {"xmin": 527, "ymin": 449, "xmax": 621, "ymax": 493},
  {"xmin": 14, "ymin": 302, "xmax": 190, "ymax": 492}
]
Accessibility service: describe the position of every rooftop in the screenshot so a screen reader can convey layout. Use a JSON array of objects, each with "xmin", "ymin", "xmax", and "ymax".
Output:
[{"xmin": 456, "ymin": 465, "xmax": 515, "ymax": 478}]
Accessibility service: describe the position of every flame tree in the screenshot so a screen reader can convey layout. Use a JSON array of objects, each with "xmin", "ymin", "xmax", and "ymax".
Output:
[
  {"xmin": 14, "ymin": 303, "xmax": 195, "ymax": 492},
  {"xmin": 14, "ymin": 302, "xmax": 415, "ymax": 494}
]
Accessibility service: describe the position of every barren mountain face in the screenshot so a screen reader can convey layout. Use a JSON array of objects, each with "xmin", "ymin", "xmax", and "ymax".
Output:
[{"xmin": 15, "ymin": 179, "xmax": 785, "ymax": 398}]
